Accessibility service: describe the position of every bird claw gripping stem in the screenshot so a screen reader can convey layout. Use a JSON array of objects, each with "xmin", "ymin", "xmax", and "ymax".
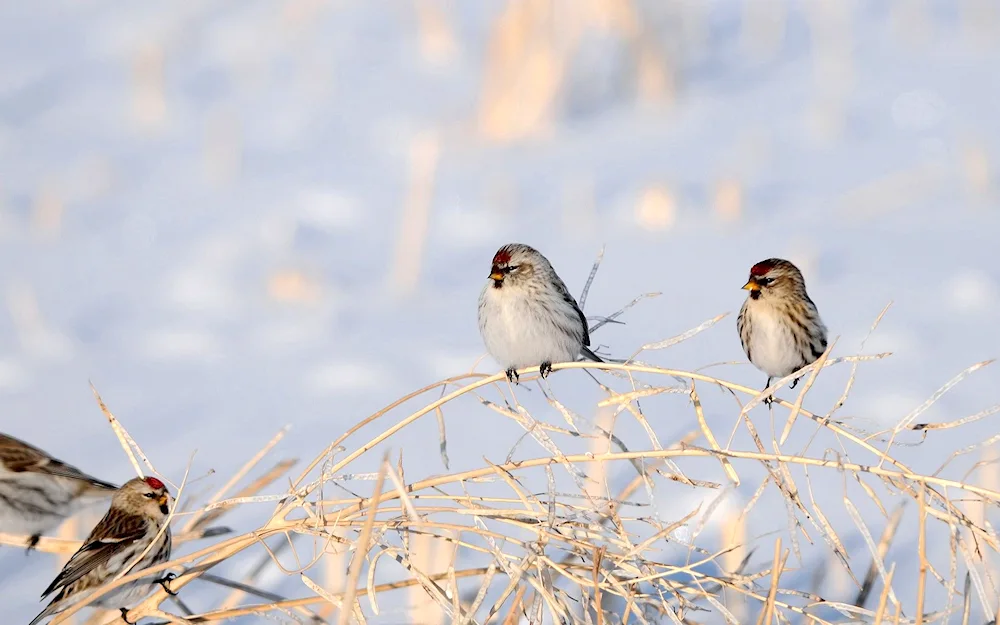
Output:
[
  {"xmin": 539, "ymin": 362, "xmax": 553, "ymax": 378},
  {"xmin": 120, "ymin": 607, "xmax": 136, "ymax": 625},
  {"xmin": 156, "ymin": 571, "xmax": 178, "ymax": 595},
  {"xmin": 761, "ymin": 379, "xmax": 775, "ymax": 406},
  {"xmin": 505, "ymin": 367, "xmax": 519, "ymax": 384}
]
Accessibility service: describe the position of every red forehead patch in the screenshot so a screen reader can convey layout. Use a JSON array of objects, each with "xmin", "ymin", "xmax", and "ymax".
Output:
[
  {"xmin": 492, "ymin": 248, "xmax": 511, "ymax": 265},
  {"xmin": 750, "ymin": 260, "xmax": 776, "ymax": 276},
  {"xmin": 144, "ymin": 476, "xmax": 165, "ymax": 489}
]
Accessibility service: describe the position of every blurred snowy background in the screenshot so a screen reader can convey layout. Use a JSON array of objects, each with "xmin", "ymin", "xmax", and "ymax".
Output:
[{"xmin": 2, "ymin": 0, "xmax": 999, "ymax": 622}]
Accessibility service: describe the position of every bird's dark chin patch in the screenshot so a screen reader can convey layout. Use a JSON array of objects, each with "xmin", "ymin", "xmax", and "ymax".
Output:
[
  {"xmin": 159, "ymin": 504, "xmax": 170, "ymax": 515},
  {"xmin": 750, "ymin": 290, "xmax": 761, "ymax": 300},
  {"xmin": 492, "ymin": 280, "xmax": 503, "ymax": 289}
]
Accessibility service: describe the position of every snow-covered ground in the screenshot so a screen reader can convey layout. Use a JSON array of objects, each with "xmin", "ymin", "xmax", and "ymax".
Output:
[{"xmin": 2, "ymin": 1, "xmax": 999, "ymax": 622}]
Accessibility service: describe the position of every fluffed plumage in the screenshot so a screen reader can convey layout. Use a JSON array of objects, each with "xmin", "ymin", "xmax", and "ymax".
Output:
[
  {"xmin": 0, "ymin": 433, "xmax": 117, "ymax": 547},
  {"xmin": 737, "ymin": 258, "xmax": 828, "ymax": 403},
  {"xmin": 29, "ymin": 476, "xmax": 173, "ymax": 625},
  {"xmin": 478, "ymin": 243, "xmax": 602, "ymax": 382}
]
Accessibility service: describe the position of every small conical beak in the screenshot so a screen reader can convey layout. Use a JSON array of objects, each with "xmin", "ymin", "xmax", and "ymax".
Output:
[
  {"xmin": 742, "ymin": 278, "xmax": 760, "ymax": 291},
  {"xmin": 158, "ymin": 494, "xmax": 169, "ymax": 507},
  {"xmin": 489, "ymin": 271, "xmax": 504, "ymax": 281}
]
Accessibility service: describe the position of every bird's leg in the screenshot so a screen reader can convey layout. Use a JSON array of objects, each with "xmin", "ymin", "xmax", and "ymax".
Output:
[
  {"xmin": 539, "ymin": 362, "xmax": 553, "ymax": 378},
  {"xmin": 789, "ymin": 377, "xmax": 800, "ymax": 390},
  {"xmin": 505, "ymin": 367, "xmax": 519, "ymax": 384},
  {"xmin": 119, "ymin": 607, "xmax": 136, "ymax": 625},
  {"xmin": 156, "ymin": 572, "xmax": 178, "ymax": 595},
  {"xmin": 763, "ymin": 377, "xmax": 774, "ymax": 406},
  {"xmin": 25, "ymin": 533, "xmax": 41, "ymax": 552}
]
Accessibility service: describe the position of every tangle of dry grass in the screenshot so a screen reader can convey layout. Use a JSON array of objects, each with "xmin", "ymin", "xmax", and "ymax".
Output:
[{"xmin": 12, "ymin": 311, "xmax": 999, "ymax": 625}]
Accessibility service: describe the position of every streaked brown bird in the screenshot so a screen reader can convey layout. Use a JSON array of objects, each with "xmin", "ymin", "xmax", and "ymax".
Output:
[
  {"xmin": 737, "ymin": 258, "xmax": 828, "ymax": 404},
  {"xmin": 0, "ymin": 432, "xmax": 117, "ymax": 548},
  {"xmin": 478, "ymin": 243, "xmax": 603, "ymax": 383},
  {"xmin": 29, "ymin": 476, "xmax": 173, "ymax": 625}
]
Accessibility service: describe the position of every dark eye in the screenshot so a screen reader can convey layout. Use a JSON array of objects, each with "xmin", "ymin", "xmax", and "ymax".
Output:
[
  {"xmin": 758, "ymin": 277, "xmax": 773, "ymax": 286},
  {"xmin": 144, "ymin": 492, "xmax": 156, "ymax": 499},
  {"xmin": 504, "ymin": 265, "xmax": 518, "ymax": 273}
]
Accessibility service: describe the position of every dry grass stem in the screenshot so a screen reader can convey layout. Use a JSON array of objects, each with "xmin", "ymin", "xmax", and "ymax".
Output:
[
  {"xmin": 916, "ymin": 486, "xmax": 928, "ymax": 625},
  {"xmin": 89, "ymin": 382, "xmax": 145, "ymax": 479}
]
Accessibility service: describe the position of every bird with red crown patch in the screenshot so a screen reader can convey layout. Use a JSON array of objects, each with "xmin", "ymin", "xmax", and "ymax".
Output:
[
  {"xmin": 478, "ymin": 243, "xmax": 603, "ymax": 382},
  {"xmin": 736, "ymin": 258, "xmax": 828, "ymax": 405},
  {"xmin": 30, "ymin": 476, "xmax": 174, "ymax": 625}
]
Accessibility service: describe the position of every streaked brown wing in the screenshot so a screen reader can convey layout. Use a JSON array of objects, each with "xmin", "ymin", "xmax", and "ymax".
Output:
[
  {"xmin": 155, "ymin": 527, "xmax": 173, "ymax": 563},
  {"xmin": 0, "ymin": 433, "xmax": 51, "ymax": 472},
  {"xmin": 40, "ymin": 507, "xmax": 148, "ymax": 598},
  {"xmin": 552, "ymin": 275, "xmax": 591, "ymax": 347},
  {"xmin": 0, "ymin": 432, "xmax": 116, "ymax": 490}
]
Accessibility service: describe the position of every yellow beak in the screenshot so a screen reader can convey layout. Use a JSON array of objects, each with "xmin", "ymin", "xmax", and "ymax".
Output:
[
  {"xmin": 742, "ymin": 278, "xmax": 760, "ymax": 291},
  {"xmin": 158, "ymin": 494, "xmax": 169, "ymax": 506},
  {"xmin": 489, "ymin": 272, "xmax": 504, "ymax": 281}
]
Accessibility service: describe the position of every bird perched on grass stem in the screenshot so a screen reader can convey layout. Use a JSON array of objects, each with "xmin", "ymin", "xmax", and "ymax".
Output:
[
  {"xmin": 0, "ymin": 433, "xmax": 117, "ymax": 549},
  {"xmin": 478, "ymin": 243, "xmax": 603, "ymax": 383},
  {"xmin": 737, "ymin": 258, "xmax": 828, "ymax": 405},
  {"xmin": 29, "ymin": 476, "xmax": 174, "ymax": 625}
]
